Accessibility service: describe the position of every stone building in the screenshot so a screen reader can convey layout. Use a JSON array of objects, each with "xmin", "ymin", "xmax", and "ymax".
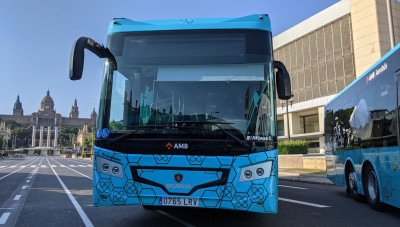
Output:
[
  {"xmin": 273, "ymin": 0, "xmax": 400, "ymax": 153},
  {"xmin": 0, "ymin": 120, "xmax": 11, "ymax": 149},
  {"xmin": 0, "ymin": 90, "xmax": 96, "ymax": 148},
  {"xmin": 77, "ymin": 124, "xmax": 92, "ymax": 149}
]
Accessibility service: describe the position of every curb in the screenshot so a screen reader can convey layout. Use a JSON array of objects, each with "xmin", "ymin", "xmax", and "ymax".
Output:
[{"xmin": 278, "ymin": 172, "xmax": 334, "ymax": 185}]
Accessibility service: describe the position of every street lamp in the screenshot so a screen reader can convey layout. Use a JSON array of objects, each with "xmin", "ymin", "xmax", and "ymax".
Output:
[{"xmin": 281, "ymin": 94, "xmax": 294, "ymax": 141}]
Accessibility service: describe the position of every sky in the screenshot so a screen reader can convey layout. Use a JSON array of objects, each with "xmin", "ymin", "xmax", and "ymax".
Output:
[{"xmin": 0, "ymin": 0, "xmax": 340, "ymax": 118}]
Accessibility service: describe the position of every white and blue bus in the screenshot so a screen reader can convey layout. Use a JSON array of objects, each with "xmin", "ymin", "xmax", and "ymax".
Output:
[
  {"xmin": 325, "ymin": 43, "xmax": 400, "ymax": 210},
  {"xmin": 69, "ymin": 14, "xmax": 291, "ymax": 213}
]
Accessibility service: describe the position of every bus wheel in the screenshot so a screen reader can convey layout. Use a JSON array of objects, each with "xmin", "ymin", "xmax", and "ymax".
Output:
[
  {"xmin": 345, "ymin": 166, "xmax": 362, "ymax": 201},
  {"xmin": 364, "ymin": 165, "xmax": 384, "ymax": 211}
]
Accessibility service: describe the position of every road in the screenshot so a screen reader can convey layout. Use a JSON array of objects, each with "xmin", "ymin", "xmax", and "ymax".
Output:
[{"xmin": 0, "ymin": 156, "xmax": 399, "ymax": 227}]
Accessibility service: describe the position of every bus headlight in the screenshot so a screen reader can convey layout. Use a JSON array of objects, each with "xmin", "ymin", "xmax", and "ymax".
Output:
[
  {"xmin": 96, "ymin": 156, "xmax": 123, "ymax": 179},
  {"xmin": 102, "ymin": 163, "xmax": 109, "ymax": 171},
  {"xmin": 239, "ymin": 161, "xmax": 272, "ymax": 182},
  {"xmin": 256, "ymin": 168, "xmax": 264, "ymax": 176},
  {"xmin": 244, "ymin": 170, "xmax": 252, "ymax": 178}
]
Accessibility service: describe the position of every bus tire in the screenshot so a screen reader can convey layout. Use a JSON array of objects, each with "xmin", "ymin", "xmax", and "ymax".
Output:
[
  {"xmin": 364, "ymin": 165, "xmax": 384, "ymax": 211},
  {"xmin": 345, "ymin": 165, "xmax": 363, "ymax": 201}
]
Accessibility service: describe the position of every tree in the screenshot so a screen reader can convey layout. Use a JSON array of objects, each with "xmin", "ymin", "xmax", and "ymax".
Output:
[
  {"xmin": 84, "ymin": 134, "xmax": 95, "ymax": 151},
  {"xmin": 0, "ymin": 136, "xmax": 3, "ymax": 149}
]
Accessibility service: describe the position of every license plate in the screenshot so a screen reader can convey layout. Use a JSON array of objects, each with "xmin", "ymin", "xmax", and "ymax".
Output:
[{"xmin": 159, "ymin": 197, "xmax": 199, "ymax": 207}]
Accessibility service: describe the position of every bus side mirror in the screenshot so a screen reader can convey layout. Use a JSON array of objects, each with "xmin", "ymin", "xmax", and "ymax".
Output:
[
  {"xmin": 69, "ymin": 37, "xmax": 116, "ymax": 81},
  {"xmin": 274, "ymin": 61, "xmax": 292, "ymax": 100}
]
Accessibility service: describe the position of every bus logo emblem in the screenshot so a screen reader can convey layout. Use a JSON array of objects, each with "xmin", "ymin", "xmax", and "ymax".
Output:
[
  {"xmin": 166, "ymin": 142, "xmax": 173, "ymax": 150},
  {"xmin": 174, "ymin": 174, "xmax": 183, "ymax": 183}
]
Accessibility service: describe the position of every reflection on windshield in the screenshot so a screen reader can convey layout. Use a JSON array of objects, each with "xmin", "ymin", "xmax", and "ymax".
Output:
[{"xmin": 105, "ymin": 63, "xmax": 274, "ymax": 141}]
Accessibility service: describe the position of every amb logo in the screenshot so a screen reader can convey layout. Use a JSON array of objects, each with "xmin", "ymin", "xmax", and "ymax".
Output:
[
  {"xmin": 165, "ymin": 142, "xmax": 189, "ymax": 150},
  {"xmin": 166, "ymin": 142, "xmax": 173, "ymax": 150}
]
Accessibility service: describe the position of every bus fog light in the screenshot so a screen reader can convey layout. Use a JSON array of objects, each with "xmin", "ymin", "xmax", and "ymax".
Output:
[
  {"xmin": 112, "ymin": 167, "xmax": 119, "ymax": 174},
  {"xmin": 244, "ymin": 170, "xmax": 252, "ymax": 178},
  {"xmin": 102, "ymin": 163, "xmax": 109, "ymax": 171},
  {"xmin": 101, "ymin": 195, "xmax": 107, "ymax": 201},
  {"xmin": 256, "ymin": 168, "xmax": 264, "ymax": 176},
  {"xmin": 257, "ymin": 201, "xmax": 264, "ymax": 207}
]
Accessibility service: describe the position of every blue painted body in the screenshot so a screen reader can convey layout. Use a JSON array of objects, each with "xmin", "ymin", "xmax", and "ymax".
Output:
[
  {"xmin": 93, "ymin": 146, "xmax": 278, "ymax": 213},
  {"xmin": 326, "ymin": 147, "xmax": 400, "ymax": 208},
  {"xmin": 108, "ymin": 14, "xmax": 271, "ymax": 35},
  {"xmin": 92, "ymin": 14, "xmax": 278, "ymax": 213}
]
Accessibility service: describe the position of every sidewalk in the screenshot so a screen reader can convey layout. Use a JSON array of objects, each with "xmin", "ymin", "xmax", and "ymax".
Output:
[{"xmin": 278, "ymin": 169, "xmax": 333, "ymax": 185}]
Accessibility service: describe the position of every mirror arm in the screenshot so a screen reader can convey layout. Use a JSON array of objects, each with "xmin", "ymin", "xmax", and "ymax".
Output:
[{"xmin": 85, "ymin": 38, "xmax": 116, "ymax": 64}]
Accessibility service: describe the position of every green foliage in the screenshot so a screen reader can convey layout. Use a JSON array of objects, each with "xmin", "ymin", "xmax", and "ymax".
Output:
[
  {"xmin": 109, "ymin": 120, "xmax": 123, "ymax": 131},
  {"xmin": 23, "ymin": 149, "xmax": 28, "ymax": 155},
  {"xmin": 0, "ymin": 137, "xmax": 3, "ymax": 149},
  {"xmin": 47, "ymin": 149, "xmax": 53, "ymax": 155},
  {"xmin": 34, "ymin": 149, "xmax": 41, "ymax": 155},
  {"xmin": 84, "ymin": 134, "xmax": 95, "ymax": 150},
  {"xmin": 278, "ymin": 140, "xmax": 309, "ymax": 155},
  {"xmin": 59, "ymin": 126, "xmax": 80, "ymax": 146},
  {"xmin": 11, "ymin": 125, "xmax": 31, "ymax": 139}
]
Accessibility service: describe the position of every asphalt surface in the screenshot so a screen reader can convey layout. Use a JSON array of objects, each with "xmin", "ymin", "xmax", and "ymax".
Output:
[{"xmin": 0, "ymin": 156, "xmax": 399, "ymax": 227}]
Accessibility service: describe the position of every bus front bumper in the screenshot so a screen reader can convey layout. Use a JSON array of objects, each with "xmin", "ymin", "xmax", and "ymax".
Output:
[{"xmin": 93, "ymin": 147, "xmax": 278, "ymax": 214}]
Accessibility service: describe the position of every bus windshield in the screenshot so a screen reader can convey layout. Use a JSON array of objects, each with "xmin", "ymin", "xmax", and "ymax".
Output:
[{"xmin": 98, "ymin": 29, "xmax": 276, "ymax": 143}]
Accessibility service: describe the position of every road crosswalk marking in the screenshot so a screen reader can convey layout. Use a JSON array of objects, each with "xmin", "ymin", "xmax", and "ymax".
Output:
[{"xmin": 0, "ymin": 164, "xmax": 92, "ymax": 169}]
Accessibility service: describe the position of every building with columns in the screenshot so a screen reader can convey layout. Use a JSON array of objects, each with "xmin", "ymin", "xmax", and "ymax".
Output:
[
  {"xmin": 273, "ymin": 0, "xmax": 400, "ymax": 153},
  {"xmin": 0, "ymin": 90, "xmax": 96, "ymax": 148}
]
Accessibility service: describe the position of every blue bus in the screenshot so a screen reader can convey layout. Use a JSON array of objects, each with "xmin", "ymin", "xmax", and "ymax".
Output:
[
  {"xmin": 325, "ymin": 43, "xmax": 400, "ymax": 210},
  {"xmin": 69, "ymin": 14, "xmax": 291, "ymax": 214}
]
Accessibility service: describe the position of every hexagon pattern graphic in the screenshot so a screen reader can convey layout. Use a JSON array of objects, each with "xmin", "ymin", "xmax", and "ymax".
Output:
[{"xmin": 93, "ymin": 146, "xmax": 278, "ymax": 213}]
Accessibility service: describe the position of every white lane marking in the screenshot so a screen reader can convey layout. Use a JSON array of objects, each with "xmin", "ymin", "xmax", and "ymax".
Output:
[
  {"xmin": 60, "ymin": 165, "xmax": 66, "ymax": 167},
  {"xmin": 69, "ymin": 165, "xmax": 77, "ymax": 168},
  {"xmin": 46, "ymin": 157, "xmax": 94, "ymax": 227},
  {"xmin": 0, "ymin": 168, "xmax": 24, "ymax": 181},
  {"xmin": 13, "ymin": 195, "xmax": 21, "ymax": 201},
  {"xmin": 0, "ymin": 158, "xmax": 41, "ymax": 181},
  {"xmin": 63, "ymin": 158, "xmax": 93, "ymax": 165},
  {"xmin": 50, "ymin": 158, "xmax": 92, "ymax": 180},
  {"xmin": 20, "ymin": 166, "xmax": 26, "ymax": 168},
  {"xmin": 50, "ymin": 165, "xmax": 56, "ymax": 168},
  {"xmin": 0, "ymin": 166, "xmax": 6, "ymax": 168},
  {"xmin": 155, "ymin": 209, "xmax": 195, "ymax": 227},
  {"xmin": 28, "ymin": 176, "xmax": 32, "ymax": 179},
  {"xmin": 21, "ymin": 186, "xmax": 28, "ymax": 190},
  {"xmin": 278, "ymin": 197, "xmax": 330, "ymax": 208},
  {"xmin": 78, "ymin": 165, "xmax": 86, "ymax": 167},
  {"xmin": 279, "ymin": 185, "xmax": 308, "ymax": 190},
  {"xmin": 41, "ymin": 165, "xmax": 47, "ymax": 168},
  {"xmin": 87, "ymin": 165, "xmax": 93, "ymax": 167},
  {"xmin": 30, "ymin": 165, "xmax": 36, "ymax": 168},
  {"xmin": 0, "ymin": 212, "xmax": 11, "ymax": 224},
  {"xmin": 0, "ymin": 158, "xmax": 39, "ymax": 170},
  {"xmin": 26, "ymin": 180, "xmax": 30, "ymax": 183}
]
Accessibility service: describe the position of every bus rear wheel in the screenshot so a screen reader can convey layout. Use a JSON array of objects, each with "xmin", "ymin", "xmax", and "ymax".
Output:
[
  {"xmin": 345, "ymin": 165, "xmax": 363, "ymax": 201},
  {"xmin": 364, "ymin": 165, "xmax": 384, "ymax": 211}
]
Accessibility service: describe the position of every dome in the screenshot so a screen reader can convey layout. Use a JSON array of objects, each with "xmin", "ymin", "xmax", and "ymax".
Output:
[{"xmin": 40, "ymin": 90, "xmax": 55, "ymax": 111}]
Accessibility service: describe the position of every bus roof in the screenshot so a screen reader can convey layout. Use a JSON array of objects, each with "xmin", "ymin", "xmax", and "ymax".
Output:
[
  {"xmin": 107, "ymin": 14, "xmax": 271, "ymax": 35},
  {"xmin": 325, "ymin": 42, "xmax": 400, "ymax": 107}
]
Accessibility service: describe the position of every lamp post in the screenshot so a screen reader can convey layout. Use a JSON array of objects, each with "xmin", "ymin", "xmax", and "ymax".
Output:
[{"xmin": 281, "ymin": 95, "xmax": 294, "ymax": 141}]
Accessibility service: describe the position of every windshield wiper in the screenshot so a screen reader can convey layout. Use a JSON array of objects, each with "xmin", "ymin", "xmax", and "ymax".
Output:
[
  {"xmin": 106, "ymin": 130, "xmax": 139, "ymax": 146},
  {"xmin": 173, "ymin": 121, "xmax": 250, "ymax": 148}
]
